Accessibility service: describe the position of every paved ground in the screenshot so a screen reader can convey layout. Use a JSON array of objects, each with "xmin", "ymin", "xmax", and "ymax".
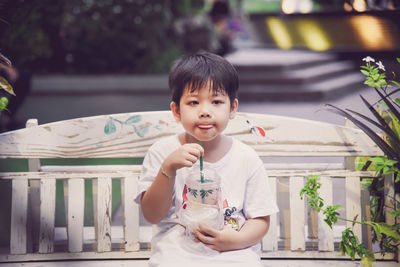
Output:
[
  {"xmin": 5, "ymin": 47, "xmax": 382, "ymax": 129},
  {"xmin": 12, "ymin": 79, "xmax": 377, "ymax": 128}
]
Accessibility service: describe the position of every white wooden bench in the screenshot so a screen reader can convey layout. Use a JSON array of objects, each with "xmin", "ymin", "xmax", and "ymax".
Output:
[{"xmin": 0, "ymin": 111, "xmax": 398, "ymax": 266}]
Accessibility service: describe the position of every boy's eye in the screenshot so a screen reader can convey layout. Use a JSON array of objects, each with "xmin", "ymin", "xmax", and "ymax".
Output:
[
  {"xmin": 188, "ymin": 101, "xmax": 198, "ymax": 105},
  {"xmin": 212, "ymin": 100, "xmax": 223, "ymax": 105}
]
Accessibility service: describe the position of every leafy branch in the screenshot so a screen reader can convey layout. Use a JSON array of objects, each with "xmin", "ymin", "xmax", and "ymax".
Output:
[
  {"xmin": 301, "ymin": 174, "xmax": 400, "ymax": 267},
  {"xmin": 0, "ymin": 53, "xmax": 16, "ymax": 113}
]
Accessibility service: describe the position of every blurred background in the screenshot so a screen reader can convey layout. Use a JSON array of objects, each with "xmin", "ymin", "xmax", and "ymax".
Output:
[{"xmin": 0, "ymin": 0, "xmax": 399, "ymax": 130}]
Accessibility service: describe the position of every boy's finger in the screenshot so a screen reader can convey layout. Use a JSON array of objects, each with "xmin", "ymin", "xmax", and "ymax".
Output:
[
  {"xmin": 194, "ymin": 144, "xmax": 205, "ymax": 156},
  {"xmin": 187, "ymin": 145, "xmax": 204, "ymax": 157},
  {"xmin": 193, "ymin": 229, "xmax": 214, "ymax": 245},
  {"xmin": 198, "ymin": 223, "xmax": 218, "ymax": 237}
]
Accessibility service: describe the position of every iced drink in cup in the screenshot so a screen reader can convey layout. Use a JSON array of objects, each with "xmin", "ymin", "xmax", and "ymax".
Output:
[
  {"xmin": 179, "ymin": 165, "xmax": 224, "ymax": 240},
  {"xmin": 185, "ymin": 166, "xmax": 221, "ymax": 205}
]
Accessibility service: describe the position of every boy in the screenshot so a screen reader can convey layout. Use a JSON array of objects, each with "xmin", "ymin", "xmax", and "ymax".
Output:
[{"xmin": 136, "ymin": 51, "xmax": 278, "ymax": 266}]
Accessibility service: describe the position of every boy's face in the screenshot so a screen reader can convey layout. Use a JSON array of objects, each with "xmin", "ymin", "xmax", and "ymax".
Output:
[{"xmin": 170, "ymin": 83, "xmax": 238, "ymax": 143}]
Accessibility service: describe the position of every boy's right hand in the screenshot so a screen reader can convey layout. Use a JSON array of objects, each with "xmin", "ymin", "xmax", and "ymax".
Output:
[{"xmin": 162, "ymin": 143, "xmax": 204, "ymax": 177}]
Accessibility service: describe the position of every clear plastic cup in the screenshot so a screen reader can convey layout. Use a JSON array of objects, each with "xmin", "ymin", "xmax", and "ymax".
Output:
[
  {"xmin": 179, "ymin": 165, "xmax": 224, "ymax": 239},
  {"xmin": 185, "ymin": 165, "xmax": 221, "ymax": 205}
]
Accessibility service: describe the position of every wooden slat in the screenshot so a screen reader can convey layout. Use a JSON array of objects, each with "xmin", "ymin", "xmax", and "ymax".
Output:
[
  {"xmin": 262, "ymin": 177, "xmax": 278, "ymax": 251},
  {"xmin": 0, "ymin": 169, "xmax": 376, "ymax": 180},
  {"xmin": 345, "ymin": 176, "xmax": 362, "ymax": 242},
  {"xmin": 97, "ymin": 178, "xmax": 112, "ymax": 252},
  {"xmin": 26, "ymin": 119, "xmax": 41, "ymax": 253},
  {"xmin": 123, "ymin": 174, "xmax": 140, "ymax": 251},
  {"xmin": 318, "ymin": 176, "xmax": 334, "ymax": 251},
  {"xmin": 39, "ymin": 179, "xmax": 56, "ymax": 253},
  {"xmin": 92, "ymin": 179, "xmax": 98, "ymax": 251},
  {"xmin": 0, "ymin": 170, "xmax": 141, "ymax": 180},
  {"xmin": 67, "ymin": 179, "xmax": 84, "ymax": 253},
  {"xmin": 10, "ymin": 179, "xmax": 29, "ymax": 254},
  {"xmin": 365, "ymin": 205, "xmax": 372, "ymax": 250},
  {"xmin": 384, "ymin": 174, "xmax": 396, "ymax": 226},
  {"xmin": 289, "ymin": 176, "xmax": 305, "ymax": 251}
]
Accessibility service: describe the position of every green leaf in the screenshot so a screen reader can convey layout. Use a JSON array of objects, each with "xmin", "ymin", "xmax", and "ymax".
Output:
[
  {"xmin": 345, "ymin": 244, "xmax": 355, "ymax": 259},
  {"xmin": 0, "ymin": 97, "xmax": 9, "ymax": 112},
  {"xmin": 375, "ymin": 222, "xmax": 400, "ymax": 240},
  {"xmin": 0, "ymin": 53, "xmax": 11, "ymax": 66},
  {"xmin": 397, "ymin": 57, "xmax": 400, "ymax": 63},
  {"xmin": 365, "ymin": 221, "xmax": 400, "ymax": 243},
  {"xmin": 372, "ymin": 74, "xmax": 380, "ymax": 80},
  {"xmin": 371, "ymin": 67, "xmax": 378, "ymax": 74},
  {"xmin": 360, "ymin": 70, "xmax": 369, "ymax": 76},
  {"xmin": 392, "ymin": 80, "xmax": 400, "ymax": 87},
  {"xmin": 389, "ymin": 208, "xmax": 400, "ymax": 218},
  {"xmin": 0, "ymin": 76, "xmax": 15, "ymax": 96},
  {"xmin": 360, "ymin": 255, "xmax": 374, "ymax": 267}
]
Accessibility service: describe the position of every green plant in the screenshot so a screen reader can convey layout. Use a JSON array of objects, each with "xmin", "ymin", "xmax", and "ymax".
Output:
[
  {"xmin": 307, "ymin": 56, "xmax": 400, "ymax": 266},
  {"xmin": 0, "ymin": 53, "xmax": 15, "ymax": 113},
  {"xmin": 301, "ymin": 175, "xmax": 400, "ymax": 267}
]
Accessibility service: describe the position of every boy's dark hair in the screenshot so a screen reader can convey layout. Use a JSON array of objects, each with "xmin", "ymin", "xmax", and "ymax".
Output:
[{"xmin": 168, "ymin": 51, "xmax": 238, "ymax": 106}]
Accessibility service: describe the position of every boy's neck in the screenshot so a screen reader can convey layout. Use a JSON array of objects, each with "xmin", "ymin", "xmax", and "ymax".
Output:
[{"xmin": 180, "ymin": 133, "xmax": 232, "ymax": 163}]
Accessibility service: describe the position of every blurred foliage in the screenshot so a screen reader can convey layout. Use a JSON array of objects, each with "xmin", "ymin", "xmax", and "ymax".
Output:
[
  {"xmin": 0, "ymin": 0, "xmax": 202, "ymax": 74},
  {"xmin": 242, "ymin": 0, "xmax": 282, "ymax": 13}
]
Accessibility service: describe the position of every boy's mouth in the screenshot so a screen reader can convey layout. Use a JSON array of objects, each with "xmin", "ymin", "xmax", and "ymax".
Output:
[{"xmin": 197, "ymin": 124, "xmax": 214, "ymax": 129}]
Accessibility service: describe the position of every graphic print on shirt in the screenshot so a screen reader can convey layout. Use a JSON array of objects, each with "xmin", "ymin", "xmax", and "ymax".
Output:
[{"xmin": 222, "ymin": 199, "xmax": 241, "ymax": 231}]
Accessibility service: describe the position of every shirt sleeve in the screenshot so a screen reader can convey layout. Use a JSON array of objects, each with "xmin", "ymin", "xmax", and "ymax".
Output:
[
  {"xmin": 134, "ymin": 143, "xmax": 164, "ymax": 204},
  {"xmin": 243, "ymin": 159, "xmax": 279, "ymax": 219}
]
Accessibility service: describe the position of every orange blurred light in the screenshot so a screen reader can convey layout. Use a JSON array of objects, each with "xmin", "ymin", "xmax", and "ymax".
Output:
[
  {"xmin": 349, "ymin": 15, "xmax": 395, "ymax": 50},
  {"xmin": 343, "ymin": 2, "xmax": 353, "ymax": 12}
]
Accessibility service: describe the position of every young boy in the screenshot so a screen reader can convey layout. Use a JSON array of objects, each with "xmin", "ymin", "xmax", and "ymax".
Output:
[{"xmin": 136, "ymin": 51, "xmax": 278, "ymax": 266}]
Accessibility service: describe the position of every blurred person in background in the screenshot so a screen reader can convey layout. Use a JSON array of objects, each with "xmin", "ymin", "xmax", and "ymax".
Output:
[{"xmin": 176, "ymin": 0, "xmax": 240, "ymax": 56}]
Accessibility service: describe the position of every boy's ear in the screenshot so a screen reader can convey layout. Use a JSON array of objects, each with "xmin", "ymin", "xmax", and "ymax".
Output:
[
  {"xmin": 229, "ymin": 98, "xmax": 239, "ymax": 119},
  {"xmin": 170, "ymin": 101, "xmax": 181, "ymax": 122}
]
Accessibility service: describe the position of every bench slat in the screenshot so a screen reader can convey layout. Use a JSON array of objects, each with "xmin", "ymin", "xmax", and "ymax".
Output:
[
  {"xmin": 345, "ymin": 176, "xmax": 362, "ymax": 242},
  {"xmin": 97, "ymin": 178, "xmax": 112, "ymax": 252},
  {"xmin": 10, "ymin": 179, "xmax": 28, "ymax": 254},
  {"xmin": 318, "ymin": 176, "xmax": 334, "ymax": 251},
  {"xmin": 262, "ymin": 177, "xmax": 278, "ymax": 251},
  {"xmin": 39, "ymin": 179, "xmax": 56, "ymax": 253},
  {"xmin": 123, "ymin": 174, "xmax": 140, "ymax": 251},
  {"xmin": 0, "ymin": 169, "xmax": 376, "ymax": 180},
  {"xmin": 289, "ymin": 176, "xmax": 305, "ymax": 251},
  {"xmin": 68, "ymin": 179, "xmax": 84, "ymax": 252}
]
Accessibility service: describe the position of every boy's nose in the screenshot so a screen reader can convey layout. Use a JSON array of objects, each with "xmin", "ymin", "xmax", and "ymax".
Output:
[
  {"xmin": 200, "ymin": 112, "xmax": 211, "ymax": 118},
  {"xmin": 199, "ymin": 104, "xmax": 211, "ymax": 118}
]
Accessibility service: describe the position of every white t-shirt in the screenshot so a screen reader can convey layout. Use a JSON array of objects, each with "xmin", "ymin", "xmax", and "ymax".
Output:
[{"xmin": 136, "ymin": 134, "xmax": 279, "ymax": 267}]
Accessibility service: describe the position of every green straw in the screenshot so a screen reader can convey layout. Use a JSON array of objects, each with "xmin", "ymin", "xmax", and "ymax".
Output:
[{"xmin": 199, "ymin": 141, "xmax": 204, "ymax": 183}]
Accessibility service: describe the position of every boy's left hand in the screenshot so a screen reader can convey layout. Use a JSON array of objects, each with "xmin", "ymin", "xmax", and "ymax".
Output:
[{"xmin": 193, "ymin": 224, "xmax": 241, "ymax": 252}]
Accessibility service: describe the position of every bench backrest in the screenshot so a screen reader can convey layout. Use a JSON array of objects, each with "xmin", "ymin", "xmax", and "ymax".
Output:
[{"xmin": 0, "ymin": 111, "xmax": 395, "ymax": 262}]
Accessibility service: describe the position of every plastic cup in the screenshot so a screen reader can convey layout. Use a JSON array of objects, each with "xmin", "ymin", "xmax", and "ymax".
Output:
[{"xmin": 185, "ymin": 165, "xmax": 221, "ymax": 205}]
